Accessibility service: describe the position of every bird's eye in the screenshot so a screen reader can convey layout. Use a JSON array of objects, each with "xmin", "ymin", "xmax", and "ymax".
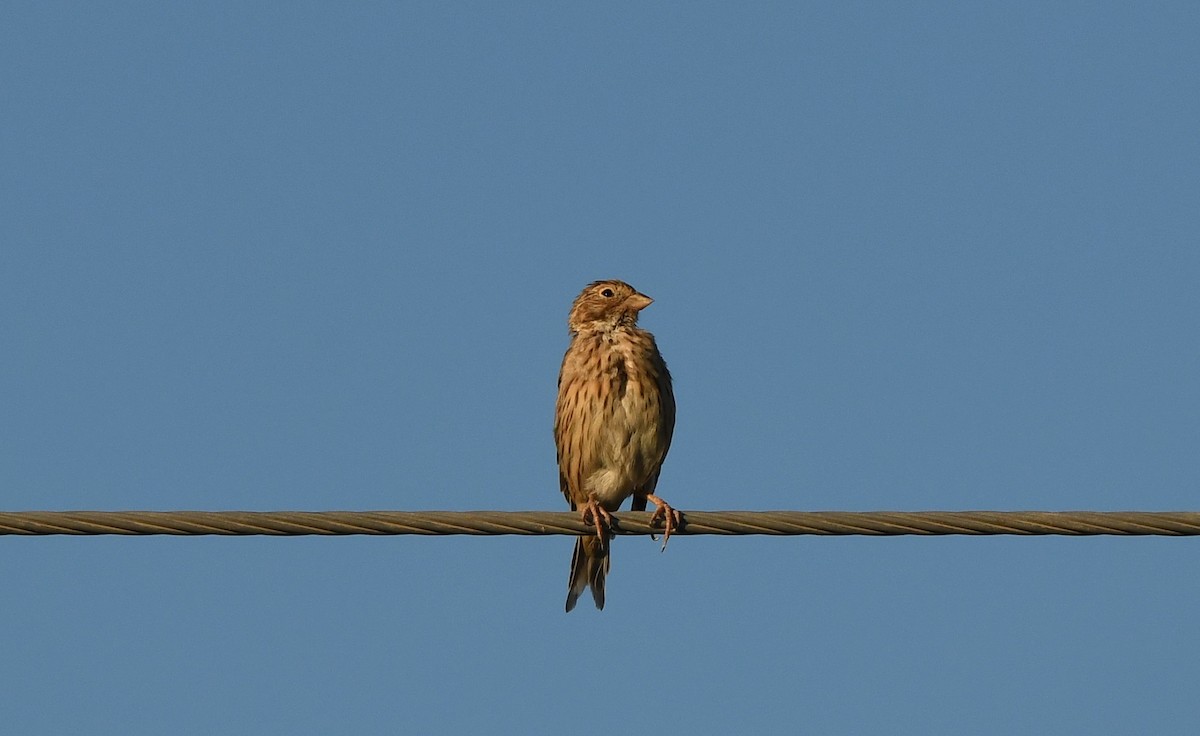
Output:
[{"xmin": 601, "ymin": 288, "xmax": 614, "ymax": 298}]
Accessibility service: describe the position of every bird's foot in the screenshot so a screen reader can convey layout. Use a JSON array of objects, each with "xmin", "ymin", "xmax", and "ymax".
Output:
[
  {"xmin": 645, "ymin": 494, "xmax": 682, "ymax": 552},
  {"xmin": 581, "ymin": 496, "xmax": 614, "ymax": 544}
]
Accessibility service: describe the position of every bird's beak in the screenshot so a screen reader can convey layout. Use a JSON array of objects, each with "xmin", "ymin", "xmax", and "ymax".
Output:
[{"xmin": 626, "ymin": 293, "xmax": 653, "ymax": 312}]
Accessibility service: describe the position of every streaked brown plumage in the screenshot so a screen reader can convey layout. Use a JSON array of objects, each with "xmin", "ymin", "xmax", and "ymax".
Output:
[{"xmin": 555, "ymin": 280, "xmax": 678, "ymax": 612}]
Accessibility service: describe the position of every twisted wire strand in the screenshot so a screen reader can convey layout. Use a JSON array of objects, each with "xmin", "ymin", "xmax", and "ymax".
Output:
[{"xmin": 1, "ymin": 510, "xmax": 1199, "ymax": 536}]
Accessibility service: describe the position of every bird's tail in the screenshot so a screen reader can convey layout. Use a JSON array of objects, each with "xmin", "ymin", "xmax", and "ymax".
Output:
[{"xmin": 565, "ymin": 535, "xmax": 609, "ymax": 612}]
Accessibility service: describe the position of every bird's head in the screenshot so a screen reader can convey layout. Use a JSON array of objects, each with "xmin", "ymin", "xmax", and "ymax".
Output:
[{"xmin": 567, "ymin": 280, "xmax": 654, "ymax": 334}]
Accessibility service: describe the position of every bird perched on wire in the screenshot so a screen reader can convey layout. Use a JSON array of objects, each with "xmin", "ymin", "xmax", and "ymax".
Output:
[{"xmin": 555, "ymin": 279, "xmax": 678, "ymax": 612}]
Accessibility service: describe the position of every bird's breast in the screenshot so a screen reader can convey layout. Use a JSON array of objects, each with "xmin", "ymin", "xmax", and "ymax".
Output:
[{"xmin": 556, "ymin": 329, "xmax": 671, "ymax": 508}]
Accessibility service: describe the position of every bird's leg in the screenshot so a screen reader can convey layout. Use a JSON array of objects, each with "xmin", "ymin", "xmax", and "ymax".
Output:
[
  {"xmin": 644, "ymin": 494, "xmax": 682, "ymax": 551},
  {"xmin": 581, "ymin": 495, "xmax": 614, "ymax": 544}
]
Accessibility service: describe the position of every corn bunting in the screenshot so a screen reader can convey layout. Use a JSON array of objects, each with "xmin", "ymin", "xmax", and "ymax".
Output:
[{"xmin": 555, "ymin": 280, "xmax": 678, "ymax": 612}]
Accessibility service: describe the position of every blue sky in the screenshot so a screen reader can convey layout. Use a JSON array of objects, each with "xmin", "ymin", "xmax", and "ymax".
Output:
[{"xmin": 2, "ymin": 3, "xmax": 1198, "ymax": 733}]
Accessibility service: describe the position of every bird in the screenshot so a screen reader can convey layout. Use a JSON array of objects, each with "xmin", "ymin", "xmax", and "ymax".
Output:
[{"xmin": 555, "ymin": 279, "xmax": 678, "ymax": 612}]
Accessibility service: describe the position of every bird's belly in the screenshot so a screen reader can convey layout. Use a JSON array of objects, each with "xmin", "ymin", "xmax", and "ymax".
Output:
[{"xmin": 583, "ymin": 401, "xmax": 661, "ymax": 509}]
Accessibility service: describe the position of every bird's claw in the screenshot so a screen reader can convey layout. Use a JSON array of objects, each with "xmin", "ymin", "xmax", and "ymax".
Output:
[
  {"xmin": 581, "ymin": 497, "xmax": 614, "ymax": 544},
  {"xmin": 645, "ymin": 495, "xmax": 681, "ymax": 552}
]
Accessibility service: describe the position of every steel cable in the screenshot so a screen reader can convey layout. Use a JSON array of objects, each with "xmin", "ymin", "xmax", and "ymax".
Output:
[{"xmin": 1, "ymin": 510, "xmax": 1198, "ymax": 536}]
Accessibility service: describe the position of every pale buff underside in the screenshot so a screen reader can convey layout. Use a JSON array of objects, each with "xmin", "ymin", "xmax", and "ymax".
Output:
[{"xmin": 555, "ymin": 327, "xmax": 674, "ymax": 511}]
